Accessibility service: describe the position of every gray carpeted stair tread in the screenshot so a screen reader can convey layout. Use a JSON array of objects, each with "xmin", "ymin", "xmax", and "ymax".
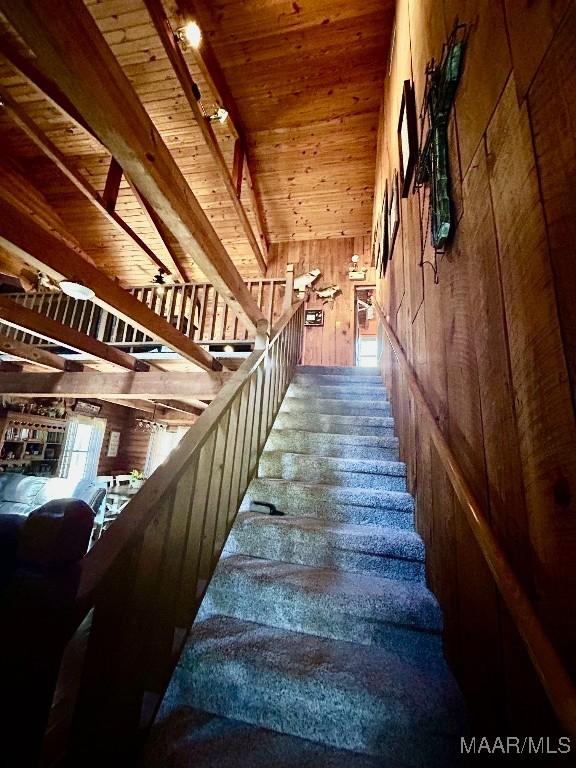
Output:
[
  {"xmin": 225, "ymin": 512, "xmax": 425, "ymax": 581},
  {"xmin": 264, "ymin": 428, "xmax": 399, "ymax": 460},
  {"xmin": 143, "ymin": 707, "xmax": 387, "ymax": 768},
  {"xmin": 280, "ymin": 396, "xmax": 391, "ymax": 417},
  {"xmin": 158, "ymin": 615, "xmax": 465, "ymax": 764},
  {"xmin": 259, "ymin": 451, "xmax": 407, "ymax": 491},
  {"xmin": 287, "ymin": 382, "xmax": 388, "ymax": 399},
  {"xmin": 296, "ymin": 365, "xmax": 381, "ymax": 377},
  {"xmin": 199, "ymin": 554, "xmax": 442, "ymax": 646},
  {"xmin": 275, "ymin": 411, "xmax": 395, "ymax": 436}
]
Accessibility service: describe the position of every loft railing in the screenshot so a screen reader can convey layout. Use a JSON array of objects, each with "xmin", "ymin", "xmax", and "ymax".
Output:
[
  {"xmin": 38, "ymin": 297, "xmax": 304, "ymax": 764},
  {"xmin": 0, "ymin": 278, "xmax": 288, "ymax": 349},
  {"xmin": 373, "ymin": 299, "xmax": 576, "ymax": 740}
]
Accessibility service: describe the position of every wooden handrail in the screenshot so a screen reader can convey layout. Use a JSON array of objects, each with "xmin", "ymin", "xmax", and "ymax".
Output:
[
  {"xmin": 374, "ymin": 300, "xmax": 576, "ymax": 738},
  {"xmin": 38, "ymin": 298, "xmax": 305, "ymax": 763}
]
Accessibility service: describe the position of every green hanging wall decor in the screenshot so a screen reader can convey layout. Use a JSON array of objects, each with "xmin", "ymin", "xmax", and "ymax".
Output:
[{"xmin": 416, "ymin": 22, "xmax": 467, "ymax": 253}]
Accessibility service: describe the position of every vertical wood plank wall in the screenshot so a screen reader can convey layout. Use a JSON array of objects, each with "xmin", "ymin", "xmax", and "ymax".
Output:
[
  {"xmin": 267, "ymin": 237, "xmax": 373, "ymax": 366},
  {"xmin": 374, "ymin": 0, "xmax": 576, "ymax": 731}
]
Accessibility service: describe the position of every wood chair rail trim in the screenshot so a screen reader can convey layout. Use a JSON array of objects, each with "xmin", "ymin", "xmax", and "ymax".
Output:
[{"xmin": 374, "ymin": 300, "xmax": 576, "ymax": 739}]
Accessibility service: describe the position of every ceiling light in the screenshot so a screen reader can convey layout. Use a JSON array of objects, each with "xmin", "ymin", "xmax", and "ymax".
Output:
[
  {"xmin": 176, "ymin": 21, "xmax": 202, "ymax": 50},
  {"xmin": 59, "ymin": 281, "xmax": 95, "ymax": 301},
  {"xmin": 208, "ymin": 106, "xmax": 228, "ymax": 124},
  {"xmin": 223, "ymin": 344, "xmax": 234, "ymax": 353}
]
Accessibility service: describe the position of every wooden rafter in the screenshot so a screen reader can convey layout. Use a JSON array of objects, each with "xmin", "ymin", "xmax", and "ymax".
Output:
[
  {"xmin": 175, "ymin": 0, "xmax": 270, "ymax": 255},
  {"xmin": 0, "ymin": 88, "xmax": 184, "ymax": 281},
  {"xmin": 0, "ymin": 297, "xmax": 149, "ymax": 372},
  {"xmin": 102, "ymin": 158, "xmax": 123, "ymax": 215},
  {"xmin": 0, "ymin": 0, "xmax": 268, "ymax": 334},
  {"xmin": 0, "ymin": 371, "xmax": 231, "ymax": 400},
  {"xmin": 0, "ymin": 196, "xmax": 220, "ymax": 372},
  {"xmin": 142, "ymin": 0, "xmax": 267, "ymax": 276},
  {"xmin": 125, "ymin": 178, "xmax": 191, "ymax": 283},
  {"xmin": 0, "ymin": 330, "xmax": 84, "ymax": 371},
  {"xmin": 0, "ymin": 361, "xmax": 22, "ymax": 372}
]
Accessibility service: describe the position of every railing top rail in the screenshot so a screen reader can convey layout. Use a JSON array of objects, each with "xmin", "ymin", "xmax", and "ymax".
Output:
[
  {"xmin": 76, "ymin": 299, "xmax": 305, "ymax": 604},
  {"xmin": 0, "ymin": 277, "xmax": 287, "ymax": 299},
  {"xmin": 373, "ymin": 299, "xmax": 576, "ymax": 739}
]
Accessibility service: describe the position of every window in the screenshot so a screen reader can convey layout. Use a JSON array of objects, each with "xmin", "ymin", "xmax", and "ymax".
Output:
[
  {"xmin": 60, "ymin": 416, "xmax": 106, "ymax": 481},
  {"xmin": 144, "ymin": 426, "xmax": 188, "ymax": 478}
]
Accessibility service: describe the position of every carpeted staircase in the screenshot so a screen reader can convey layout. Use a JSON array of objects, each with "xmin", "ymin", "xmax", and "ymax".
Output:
[{"xmin": 143, "ymin": 365, "xmax": 466, "ymax": 767}]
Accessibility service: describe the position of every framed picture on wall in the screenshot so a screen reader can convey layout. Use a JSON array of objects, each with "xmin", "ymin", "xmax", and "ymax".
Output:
[
  {"xmin": 397, "ymin": 79, "xmax": 418, "ymax": 197},
  {"xmin": 380, "ymin": 180, "xmax": 389, "ymax": 277},
  {"xmin": 388, "ymin": 171, "xmax": 400, "ymax": 259}
]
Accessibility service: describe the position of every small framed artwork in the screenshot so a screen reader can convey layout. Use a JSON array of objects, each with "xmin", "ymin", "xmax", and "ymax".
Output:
[
  {"xmin": 107, "ymin": 430, "xmax": 120, "ymax": 458},
  {"xmin": 305, "ymin": 309, "xmax": 324, "ymax": 326},
  {"xmin": 380, "ymin": 180, "xmax": 389, "ymax": 277},
  {"xmin": 397, "ymin": 80, "xmax": 418, "ymax": 197},
  {"xmin": 388, "ymin": 171, "xmax": 400, "ymax": 260}
]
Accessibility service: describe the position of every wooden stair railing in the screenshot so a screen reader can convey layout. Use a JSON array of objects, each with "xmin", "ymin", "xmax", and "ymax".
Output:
[
  {"xmin": 40, "ymin": 299, "xmax": 305, "ymax": 764},
  {"xmin": 373, "ymin": 299, "xmax": 576, "ymax": 739},
  {"xmin": 0, "ymin": 278, "xmax": 288, "ymax": 351}
]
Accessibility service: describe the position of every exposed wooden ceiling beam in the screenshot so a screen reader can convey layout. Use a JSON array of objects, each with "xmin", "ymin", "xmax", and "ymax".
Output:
[
  {"xmin": 0, "ymin": 196, "xmax": 220, "ymax": 372},
  {"xmin": 100, "ymin": 398, "xmax": 198, "ymax": 421},
  {"xmin": 0, "ymin": 330, "xmax": 84, "ymax": 372},
  {"xmin": 101, "ymin": 157, "xmax": 123, "ymax": 215},
  {"xmin": 0, "ymin": 89, "xmax": 183, "ymax": 281},
  {"xmin": 175, "ymin": 0, "xmax": 271, "ymax": 254},
  {"xmin": 0, "ymin": 297, "xmax": 149, "ymax": 372},
  {"xmin": 0, "ymin": 0, "xmax": 268, "ymax": 334},
  {"xmin": 142, "ymin": 0, "xmax": 267, "ymax": 276},
  {"xmin": 0, "ymin": 371, "xmax": 230, "ymax": 400},
  {"xmin": 154, "ymin": 399, "xmax": 203, "ymax": 416}
]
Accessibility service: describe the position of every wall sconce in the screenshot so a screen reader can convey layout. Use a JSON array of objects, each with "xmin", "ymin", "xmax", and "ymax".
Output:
[
  {"xmin": 176, "ymin": 21, "xmax": 202, "ymax": 50},
  {"xmin": 348, "ymin": 254, "xmax": 367, "ymax": 281}
]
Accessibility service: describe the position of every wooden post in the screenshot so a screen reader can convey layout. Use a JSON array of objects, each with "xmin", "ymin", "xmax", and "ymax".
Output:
[{"xmin": 283, "ymin": 264, "xmax": 295, "ymax": 313}]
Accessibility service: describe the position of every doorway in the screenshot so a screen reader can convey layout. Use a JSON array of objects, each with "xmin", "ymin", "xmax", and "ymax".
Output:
[{"xmin": 354, "ymin": 286, "xmax": 377, "ymax": 367}]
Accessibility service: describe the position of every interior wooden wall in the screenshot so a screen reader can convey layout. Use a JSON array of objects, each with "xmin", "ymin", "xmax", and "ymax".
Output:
[
  {"xmin": 374, "ymin": 0, "xmax": 576, "ymax": 732},
  {"xmin": 267, "ymin": 237, "xmax": 373, "ymax": 366},
  {"xmin": 97, "ymin": 401, "xmax": 131, "ymax": 475}
]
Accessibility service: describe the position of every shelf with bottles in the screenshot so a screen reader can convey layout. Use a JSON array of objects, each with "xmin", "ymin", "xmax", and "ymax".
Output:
[{"xmin": 0, "ymin": 412, "xmax": 68, "ymax": 477}]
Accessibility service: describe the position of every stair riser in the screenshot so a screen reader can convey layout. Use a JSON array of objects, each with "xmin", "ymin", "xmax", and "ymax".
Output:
[
  {"xmin": 265, "ymin": 431, "xmax": 399, "ymax": 461},
  {"xmin": 281, "ymin": 399, "xmax": 391, "ymax": 417},
  {"xmin": 225, "ymin": 528, "xmax": 425, "ymax": 582},
  {"xmin": 243, "ymin": 479, "xmax": 413, "ymax": 518},
  {"xmin": 292, "ymin": 374, "xmax": 384, "ymax": 388},
  {"xmin": 287, "ymin": 383, "xmax": 387, "ymax": 399},
  {"xmin": 259, "ymin": 457, "xmax": 406, "ymax": 492},
  {"xmin": 200, "ymin": 578, "xmax": 441, "ymax": 650},
  {"xmin": 163, "ymin": 654, "xmax": 456, "ymax": 762},
  {"xmin": 274, "ymin": 413, "xmax": 395, "ymax": 437},
  {"xmin": 297, "ymin": 365, "xmax": 380, "ymax": 377}
]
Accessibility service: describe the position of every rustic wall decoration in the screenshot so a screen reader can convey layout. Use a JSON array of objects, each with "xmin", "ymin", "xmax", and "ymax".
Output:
[
  {"xmin": 304, "ymin": 309, "xmax": 324, "ymax": 326},
  {"xmin": 416, "ymin": 22, "xmax": 466, "ymax": 249},
  {"xmin": 398, "ymin": 80, "xmax": 418, "ymax": 197},
  {"xmin": 388, "ymin": 172, "xmax": 400, "ymax": 260}
]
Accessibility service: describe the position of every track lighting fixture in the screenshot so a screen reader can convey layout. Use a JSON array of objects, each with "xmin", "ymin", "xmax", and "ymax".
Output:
[
  {"xmin": 176, "ymin": 20, "xmax": 202, "ymax": 50},
  {"xmin": 207, "ymin": 106, "xmax": 229, "ymax": 124}
]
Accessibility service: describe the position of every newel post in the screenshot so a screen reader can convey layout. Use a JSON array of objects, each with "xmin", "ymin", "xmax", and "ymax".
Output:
[{"xmin": 283, "ymin": 264, "xmax": 295, "ymax": 312}]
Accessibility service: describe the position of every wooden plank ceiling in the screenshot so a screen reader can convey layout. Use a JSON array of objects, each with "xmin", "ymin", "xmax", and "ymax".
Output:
[{"xmin": 0, "ymin": 0, "xmax": 392, "ymax": 286}]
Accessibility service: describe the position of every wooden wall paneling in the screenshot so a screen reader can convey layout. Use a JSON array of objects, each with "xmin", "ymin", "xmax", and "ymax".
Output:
[
  {"xmin": 461, "ymin": 143, "xmax": 532, "ymax": 589},
  {"xmin": 503, "ymin": 0, "xmax": 571, "ymax": 101},
  {"xmin": 442, "ymin": 0, "xmax": 512, "ymax": 176},
  {"xmin": 528, "ymin": 4, "xmax": 576, "ymax": 414},
  {"xmin": 487, "ymin": 76, "xmax": 576, "ymax": 661},
  {"xmin": 97, "ymin": 401, "xmax": 131, "ymax": 475}
]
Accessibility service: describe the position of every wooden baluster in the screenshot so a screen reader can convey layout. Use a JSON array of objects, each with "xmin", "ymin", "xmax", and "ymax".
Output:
[
  {"xmin": 248, "ymin": 361, "xmax": 266, "ymax": 478},
  {"xmin": 207, "ymin": 410, "xmax": 233, "ymax": 564},
  {"xmin": 229, "ymin": 382, "xmax": 250, "ymax": 514},
  {"xmin": 222, "ymin": 396, "xmax": 242, "ymax": 529},
  {"xmin": 197, "ymin": 285, "xmax": 209, "ymax": 342},
  {"xmin": 191, "ymin": 432, "xmax": 218, "ymax": 601},
  {"xmin": 239, "ymin": 374, "xmax": 258, "ymax": 497},
  {"xmin": 172, "ymin": 454, "xmax": 202, "ymax": 629},
  {"xmin": 209, "ymin": 290, "xmax": 219, "ymax": 342}
]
